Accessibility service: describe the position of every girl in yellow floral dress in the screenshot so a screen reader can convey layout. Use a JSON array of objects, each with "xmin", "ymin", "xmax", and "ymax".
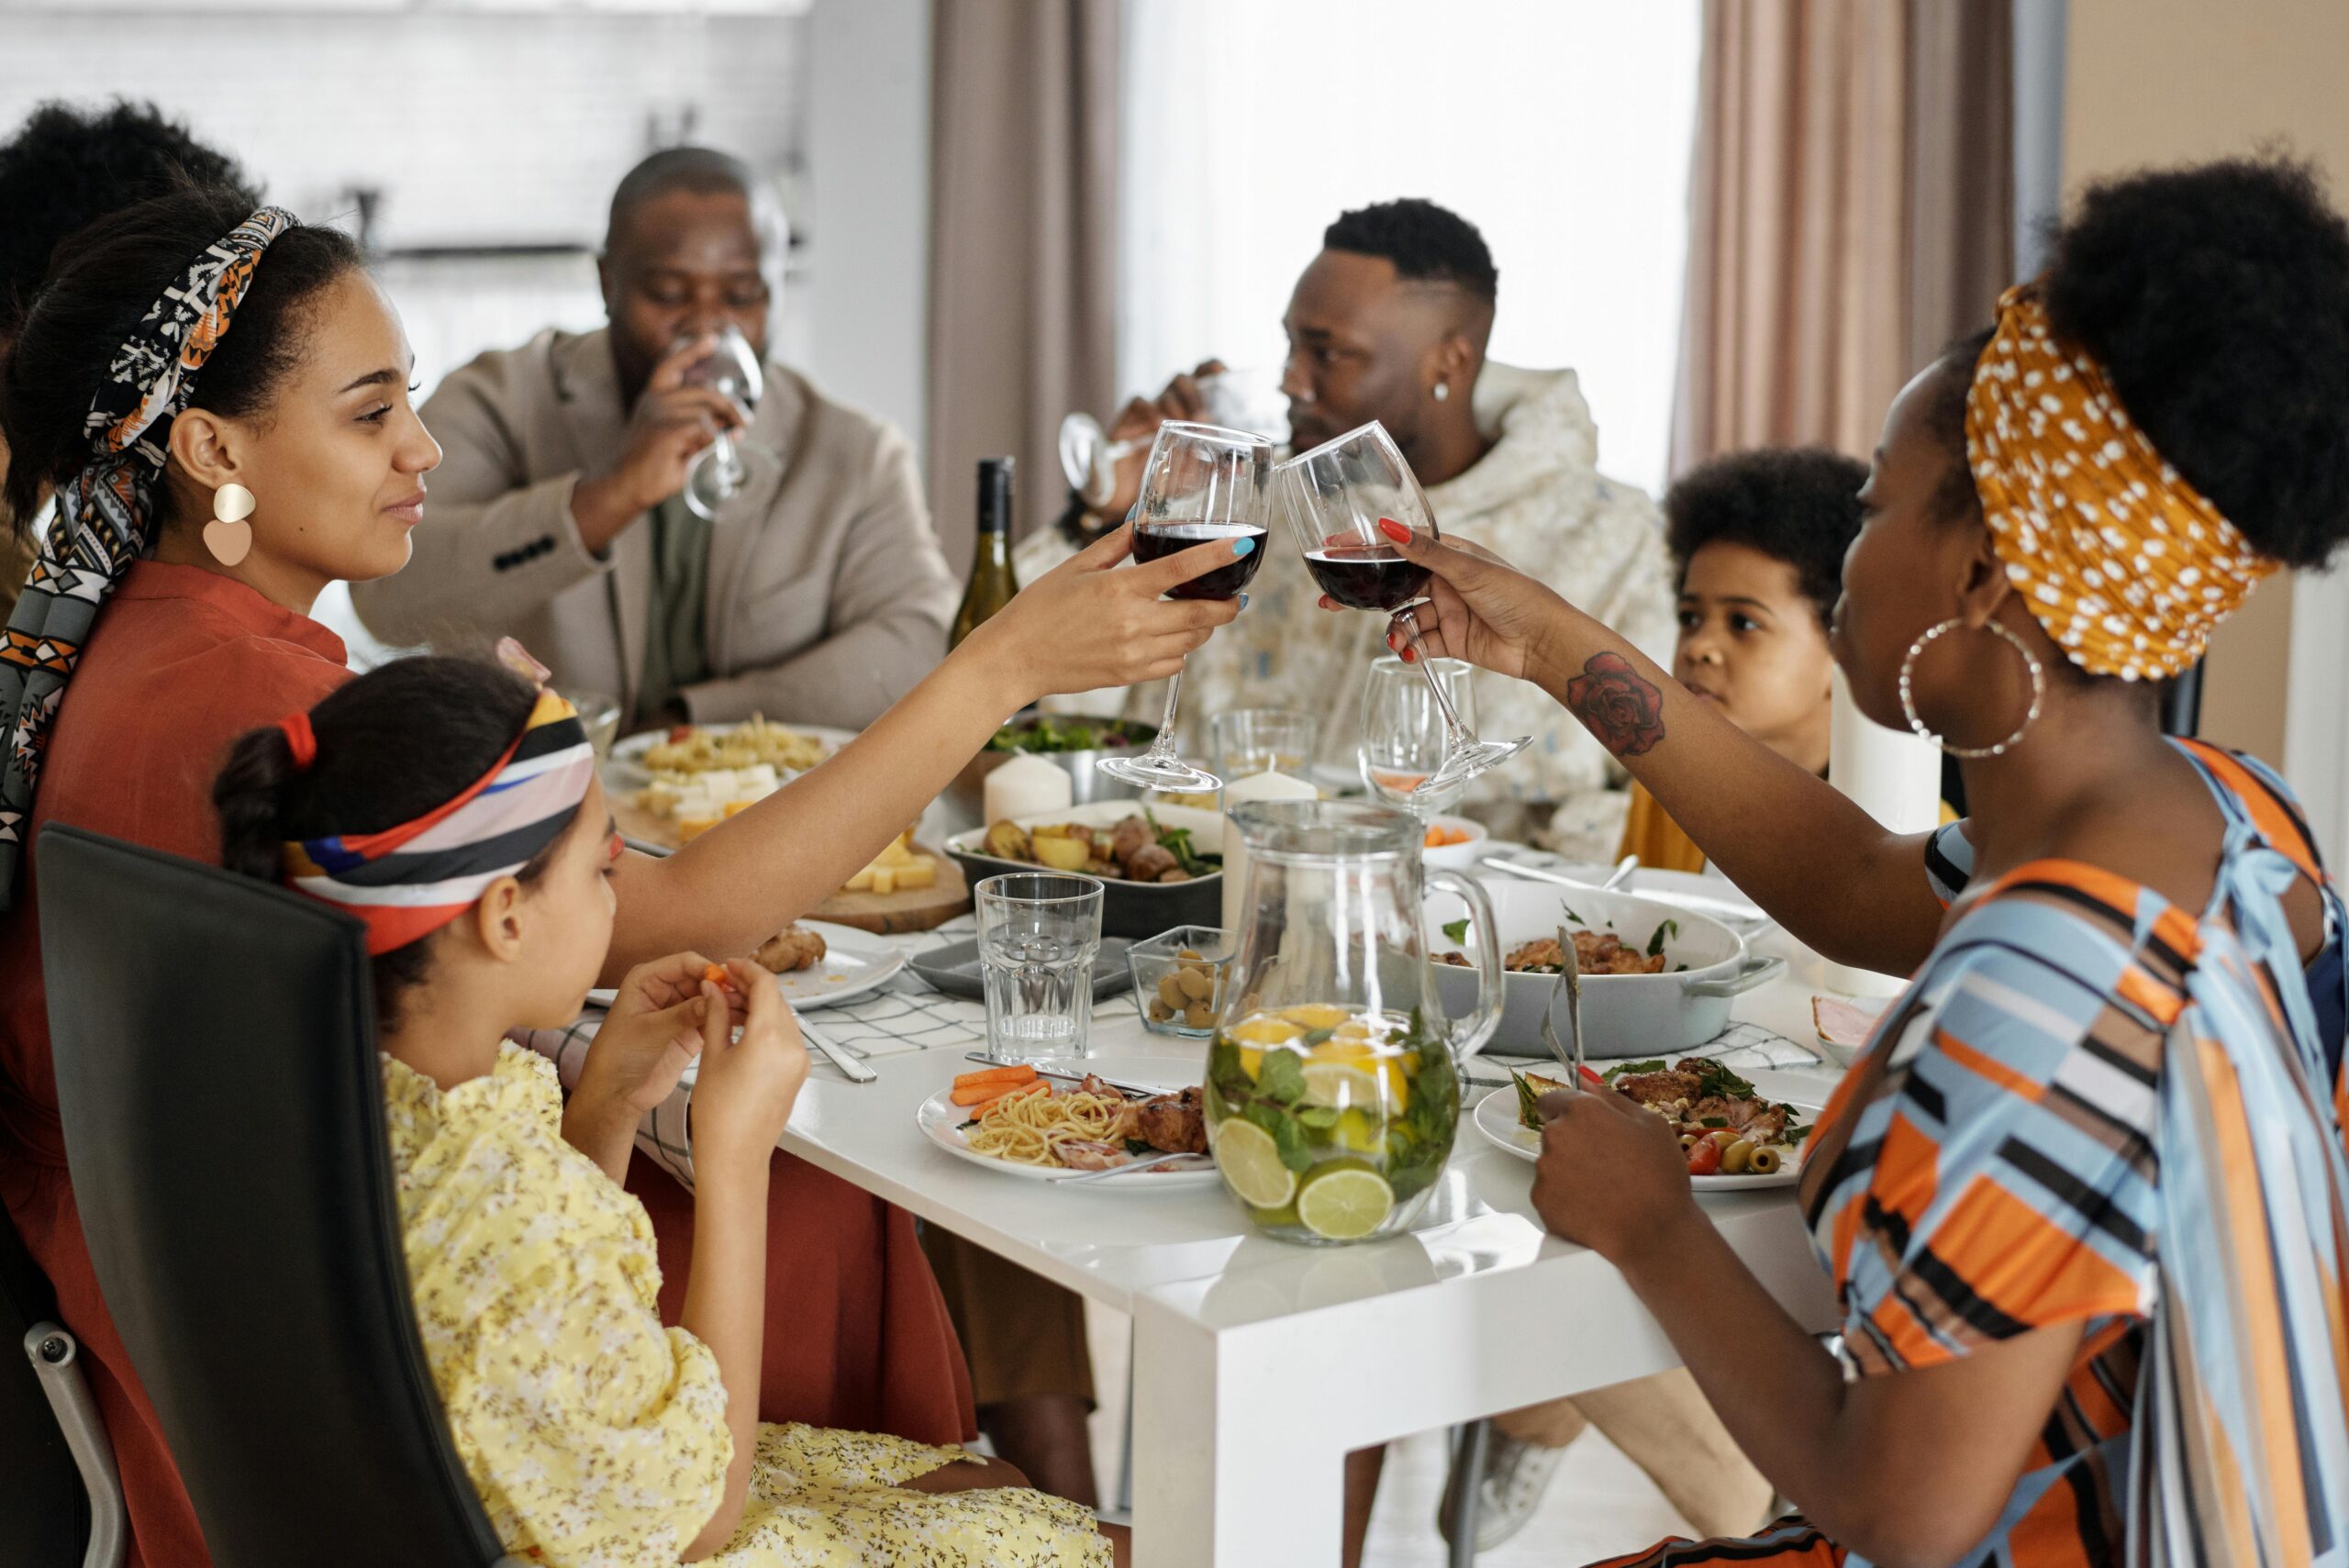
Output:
[{"xmin": 214, "ymin": 655, "xmax": 1121, "ymax": 1567}]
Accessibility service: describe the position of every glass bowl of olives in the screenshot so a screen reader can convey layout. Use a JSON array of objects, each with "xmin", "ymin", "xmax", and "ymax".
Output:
[{"xmin": 1126, "ymin": 926, "xmax": 1233, "ymax": 1037}]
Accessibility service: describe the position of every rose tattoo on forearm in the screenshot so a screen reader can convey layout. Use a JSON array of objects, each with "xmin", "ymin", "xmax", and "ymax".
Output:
[{"xmin": 1564, "ymin": 651, "xmax": 1666, "ymax": 757}]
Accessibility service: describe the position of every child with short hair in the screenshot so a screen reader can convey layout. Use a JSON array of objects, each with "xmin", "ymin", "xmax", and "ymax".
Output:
[
  {"xmin": 215, "ymin": 655, "xmax": 1117, "ymax": 1568},
  {"xmin": 1619, "ymin": 447, "xmax": 1868, "ymax": 873}
]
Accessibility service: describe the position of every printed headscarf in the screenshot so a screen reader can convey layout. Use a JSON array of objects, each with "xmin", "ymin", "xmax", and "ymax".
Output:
[
  {"xmin": 281, "ymin": 688, "xmax": 596, "ymax": 954},
  {"xmin": 1965, "ymin": 284, "xmax": 2276, "ymax": 682},
  {"xmin": 0, "ymin": 206, "xmax": 298, "ymax": 909}
]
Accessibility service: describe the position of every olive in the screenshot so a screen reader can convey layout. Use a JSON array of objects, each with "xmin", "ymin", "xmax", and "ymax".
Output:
[
  {"xmin": 1177, "ymin": 948, "xmax": 1204, "ymax": 961},
  {"xmin": 1678, "ymin": 1133, "xmax": 1698, "ymax": 1151},
  {"xmin": 1183, "ymin": 1001, "xmax": 1215, "ymax": 1029},
  {"xmin": 1720, "ymin": 1139, "xmax": 1754, "ymax": 1175},
  {"xmin": 1158, "ymin": 974, "xmax": 1187, "ymax": 1007},
  {"xmin": 1748, "ymin": 1147, "xmax": 1784, "ymax": 1175},
  {"xmin": 1175, "ymin": 966, "xmax": 1217, "ymax": 1001},
  {"xmin": 1149, "ymin": 1000, "xmax": 1174, "ymax": 1022}
]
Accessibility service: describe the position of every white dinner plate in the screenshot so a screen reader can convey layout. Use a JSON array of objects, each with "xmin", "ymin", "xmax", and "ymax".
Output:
[
  {"xmin": 1470, "ymin": 1070, "xmax": 1821, "ymax": 1192},
  {"xmin": 603, "ymin": 721, "xmax": 860, "ymax": 790},
  {"xmin": 915, "ymin": 1055, "xmax": 1221, "ymax": 1188},
  {"xmin": 584, "ymin": 922, "xmax": 905, "ymax": 1012}
]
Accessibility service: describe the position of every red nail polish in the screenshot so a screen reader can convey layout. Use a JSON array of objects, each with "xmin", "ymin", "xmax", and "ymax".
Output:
[
  {"xmin": 1400, "ymin": 647, "xmax": 1416, "ymax": 662},
  {"xmin": 1377, "ymin": 517, "xmax": 1410, "ymax": 544}
]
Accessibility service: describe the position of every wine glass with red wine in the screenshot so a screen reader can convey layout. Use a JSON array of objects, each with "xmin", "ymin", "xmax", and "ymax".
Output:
[
  {"xmin": 1275, "ymin": 420, "xmax": 1530, "ymax": 794},
  {"xmin": 1096, "ymin": 421, "xmax": 1273, "ymax": 793}
]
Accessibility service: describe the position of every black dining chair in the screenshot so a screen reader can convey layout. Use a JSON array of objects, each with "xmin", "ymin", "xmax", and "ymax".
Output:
[
  {"xmin": 38, "ymin": 823, "xmax": 528, "ymax": 1568},
  {"xmin": 0, "ymin": 1194, "xmax": 124, "ymax": 1568}
]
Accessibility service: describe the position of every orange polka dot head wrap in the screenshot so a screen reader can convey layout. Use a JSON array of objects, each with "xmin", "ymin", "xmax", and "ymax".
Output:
[{"xmin": 1965, "ymin": 284, "xmax": 2276, "ymax": 682}]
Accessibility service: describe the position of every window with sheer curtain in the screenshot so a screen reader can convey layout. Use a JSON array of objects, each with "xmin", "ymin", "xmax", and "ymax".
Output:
[{"xmin": 1117, "ymin": 0, "xmax": 1700, "ymax": 496}]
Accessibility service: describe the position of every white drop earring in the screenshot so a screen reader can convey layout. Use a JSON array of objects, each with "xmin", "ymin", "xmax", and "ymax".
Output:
[
  {"xmin": 206, "ymin": 483, "xmax": 255, "ymax": 567},
  {"xmin": 1432, "ymin": 382, "xmax": 1450, "ymax": 402}
]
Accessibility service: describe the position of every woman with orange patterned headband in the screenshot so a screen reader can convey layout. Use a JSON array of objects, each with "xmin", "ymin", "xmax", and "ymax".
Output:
[{"xmin": 1362, "ymin": 158, "xmax": 2349, "ymax": 1568}]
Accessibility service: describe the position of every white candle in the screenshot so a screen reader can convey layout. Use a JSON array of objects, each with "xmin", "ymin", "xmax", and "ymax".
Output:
[
  {"xmin": 984, "ymin": 753, "xmax": 1073, "ymax": 824},
  {"xmin": 1824, "ymin": 668, "xmax": 1944, "ymax": 996},
  {"xmin": 1219, "ymin": 768, "xmax": 1320, "ymax": 935}
]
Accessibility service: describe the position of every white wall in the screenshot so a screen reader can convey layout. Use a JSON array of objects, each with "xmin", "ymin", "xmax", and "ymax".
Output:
[
  {"xmin": 803, "ymin": 0, "xmax": 931, "ymax": 449},
  {"xmin": 0, "ymin": 7, "xmax": 805, "ymax": 250}
]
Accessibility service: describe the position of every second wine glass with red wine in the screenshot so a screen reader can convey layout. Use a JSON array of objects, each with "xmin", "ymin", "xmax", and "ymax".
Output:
[
  {"xmin": 1096, "ymin": 420, "xmax": 1274, "ymax": 794},
  {"xmin": 1275, "ymin": 420, "xmax": 1530, "ymax": 795}
]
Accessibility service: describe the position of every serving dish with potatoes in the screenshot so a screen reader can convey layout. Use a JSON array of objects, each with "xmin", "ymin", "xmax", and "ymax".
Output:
[{"xmin": 945, "ymin": 801, "xmax": 1222, "ymax": 939}]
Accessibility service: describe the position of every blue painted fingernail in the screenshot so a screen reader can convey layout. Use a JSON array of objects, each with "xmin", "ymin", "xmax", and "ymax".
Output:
[
  {"xmin": 1239, "ymin": 593, "xmax": 1250, "ymax": 610},
  {"xmin": 1231, "ymin": 536, "xmax": 1255, "ymax": 557}
]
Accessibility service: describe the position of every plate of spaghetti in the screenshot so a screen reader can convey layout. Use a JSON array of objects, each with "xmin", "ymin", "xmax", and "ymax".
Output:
[{"xmin": 915, "ymin": 1057, "xmax": 1219, "ymax": 1186}]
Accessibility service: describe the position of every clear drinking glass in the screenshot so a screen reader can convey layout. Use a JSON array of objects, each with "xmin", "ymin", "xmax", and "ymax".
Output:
[
  {"xmin": 1096, "ymin": 422, "xmax": 1273, "ymax": 795},
  {"xmin": 680, "ymin": 324, "xmax": 765, "ymax": 522},
  {"xmin": 1359, "ymin": 655, "xmax": 1475, "ymax": 817},
  {"xmin": 1274, "ymin": 421, "xmax": 1531, "ymax": 794},
  {"xmin": 974, "ymin": 873, "xmax": 1106, "ymax": 1062},
  {"xmin": 1209, "ymin": 707, "xmax": 1319, "ymax": 781},
  {"xmin": 1057, "ymin": 367, "xmax": 1288, "ymax": 506}
]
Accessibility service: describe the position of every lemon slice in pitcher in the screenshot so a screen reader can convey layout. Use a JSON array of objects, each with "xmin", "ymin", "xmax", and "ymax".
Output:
[
  {"xmin": 1214, "ymin": 1119, "xmax": 1297, "ymax": 1209},
  {"xmin": 1297, "ymin": 1162, "xmax": 1395, "ymax": 1241}
]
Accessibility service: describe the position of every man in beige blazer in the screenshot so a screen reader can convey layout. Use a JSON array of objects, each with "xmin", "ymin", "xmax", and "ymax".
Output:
[{"xmin": 354, "ymin": 148, "xmax": 956, "ymax": 731}]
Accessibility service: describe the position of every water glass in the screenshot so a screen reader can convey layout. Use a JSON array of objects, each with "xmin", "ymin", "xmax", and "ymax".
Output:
[
  {"xmin": 1358, "ymin": 656, "xmax": 1474, "ymax": 817},
  {"xmin": 974, "ymin": 873, "xmax": 1106, "ymax": 1062},
  {"xmin": 1209, "ymin": 707, "xmax": 1319, "ymax": 782}
]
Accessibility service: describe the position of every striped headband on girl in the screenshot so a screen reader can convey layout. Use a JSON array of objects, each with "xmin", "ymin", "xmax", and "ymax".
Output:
[{"xmin": 281, "ymin": 689, "xmax": 596, "ymax": 954}]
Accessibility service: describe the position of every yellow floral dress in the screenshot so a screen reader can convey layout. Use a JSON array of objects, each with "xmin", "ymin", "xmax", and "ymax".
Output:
[{"xmin": 383, "ymin": 1045, "xmax": 1109, "ymax": 1568}]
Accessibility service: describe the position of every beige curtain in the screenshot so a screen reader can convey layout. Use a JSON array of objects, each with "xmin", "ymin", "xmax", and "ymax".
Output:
[
  {"xmin": 1671, "ymin": 0, "xmax": 2013, "ymax": 471},
  {"xmin": 925, "ymin": 0, "xmax": 1119, "ymax": 576}
]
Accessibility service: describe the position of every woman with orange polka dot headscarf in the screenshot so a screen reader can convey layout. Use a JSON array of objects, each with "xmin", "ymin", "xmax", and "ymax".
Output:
[{"xmin": 1353, "ymin": 156, "xmax": 2349, "ymax": 1568}]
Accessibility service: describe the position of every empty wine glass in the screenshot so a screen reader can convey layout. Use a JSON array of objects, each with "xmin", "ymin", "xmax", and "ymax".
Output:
[
  {"xmin": 680, "ymin": 324, "xmax": 765, "ymax": 522},
  {"xmin": 1275, "ymin": 420, "xmax": 1531, "ymax": 794},
  {"xmin": 1095, "ymin": 421, "xmax": 1272, "ymax": 795},
  {"xmin": 1057, "ymin": 367, "xmax": 1287, "ymax": 507},
  {"xmin": 1359, "ymin": 653, "xmax": 1475, "ymax": 817}
]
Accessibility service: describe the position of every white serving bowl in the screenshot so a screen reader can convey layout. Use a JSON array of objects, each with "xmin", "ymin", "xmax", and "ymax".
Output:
[{"xmin": 1423, "ymin": 880, "xmax": 1784, "ymax": 1059}]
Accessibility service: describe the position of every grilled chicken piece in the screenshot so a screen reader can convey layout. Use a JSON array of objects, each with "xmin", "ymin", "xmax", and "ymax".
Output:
[
  {"xmin": 1108, "ymin": 815, "xmax": 1153, "ymax": 864},
  {"xmin": 1124, "ymin": 843, "xmax": 1180, "ymax": 882},
  {"xmin": 1610, "ymin": 1068, "xmax": 1705, "ymax": 1109},
  {"xmin": 754, "ymin": 925, "xmax": 828, "ymax": 973},
  {"xmin": 1056, "ymin": 1140, "xmax": 1130, "ymax": 1171},
  {"xmin": 1135, "ymin": 1085, "xmax": 1208, "ymax": 1153}
]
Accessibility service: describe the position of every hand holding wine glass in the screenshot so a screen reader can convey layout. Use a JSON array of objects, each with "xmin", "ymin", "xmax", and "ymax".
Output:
[
  {"xmin": 1276, "ymin": 421, "xmax": 1530, "ymax": 794},
  {"xmin": 1348, "ymin": 520, "xmax": 1573, "ymax": 685},
  {"xmin": 1095, "ymin": 421, "xmax": 1273, "ymax": 793}
]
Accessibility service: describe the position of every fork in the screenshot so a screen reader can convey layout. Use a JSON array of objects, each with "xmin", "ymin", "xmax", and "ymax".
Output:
[
  {"xmin": 1539, "ymin": 923, "xmax": 1586, "ymax": 1093},
  {"xmin": 1046, "ymin": 1151, "xmax": 1211, "ymax": 1184}
]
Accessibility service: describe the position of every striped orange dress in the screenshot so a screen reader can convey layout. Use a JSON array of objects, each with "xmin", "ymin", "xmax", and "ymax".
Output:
[{"xmin": 1595, "ymin": 742, "xmax": 2349, "ymax": 1568}]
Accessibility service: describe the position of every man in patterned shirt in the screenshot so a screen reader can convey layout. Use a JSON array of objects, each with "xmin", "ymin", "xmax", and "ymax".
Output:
[{"xmin": 1022, "ymin": 198, "xmax": 1675, "ymax": 858}]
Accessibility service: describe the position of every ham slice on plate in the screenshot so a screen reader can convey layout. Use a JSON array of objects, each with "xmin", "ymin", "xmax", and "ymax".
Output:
[{"xmin": 1811, "ymin": 995, "xmax": 1887, "ymax": 1053}]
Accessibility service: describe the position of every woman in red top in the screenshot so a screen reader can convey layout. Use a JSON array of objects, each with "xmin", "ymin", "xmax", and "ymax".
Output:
[{"xmin": 0, "ymin": 188, "xmax": 1252, "ymax": 1567}]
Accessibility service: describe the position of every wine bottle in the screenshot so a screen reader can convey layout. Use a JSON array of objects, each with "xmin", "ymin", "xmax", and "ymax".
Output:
[{"xmin": 950, "ymin": 456, "xmax": 1019, "ymax": 649}]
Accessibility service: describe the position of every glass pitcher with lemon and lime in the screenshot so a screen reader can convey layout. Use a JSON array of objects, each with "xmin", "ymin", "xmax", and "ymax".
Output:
[{"xmin": 1203, "ymin": 801, "xmax": 1503, "ymax": 1243}]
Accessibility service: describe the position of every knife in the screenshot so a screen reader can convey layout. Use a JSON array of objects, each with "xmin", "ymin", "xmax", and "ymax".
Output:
[{"xmin": 801, "ymin": 1018, "xmax": 876, "ymax": 1084}]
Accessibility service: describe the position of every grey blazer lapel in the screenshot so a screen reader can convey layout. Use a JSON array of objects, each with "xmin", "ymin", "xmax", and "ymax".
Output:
[
  {"xmin": 702, "ymin": 364, "xmax": 804, "ymax": 669},
  {"xmin": 550, "ymin": 328, "xmax": 650, "ymax": 717}
]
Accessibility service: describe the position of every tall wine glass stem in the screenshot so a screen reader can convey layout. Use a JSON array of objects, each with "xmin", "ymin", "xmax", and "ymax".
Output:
[
  {"xmin": 1396, "ymin": 607, "xmax": 1475, "ymax": 745},
  {"xmin": 1141, "ymin": 665, "xmax": 1186, "ymax": 766}
]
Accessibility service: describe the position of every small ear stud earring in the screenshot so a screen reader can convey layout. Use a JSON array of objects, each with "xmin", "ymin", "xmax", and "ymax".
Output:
[
  {"xmin": 206, "ymin": 482, "xmax": 255, "ymax": 567},
  {"xmin": 1432, "ymin": 383, "xmax": 1451, "ymax": 402}
]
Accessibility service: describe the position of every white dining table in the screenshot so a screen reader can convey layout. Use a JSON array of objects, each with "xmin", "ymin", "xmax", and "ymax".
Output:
[{"xmin": 765, "ymin": 895, "xmax": 1853, "ymax": 1568}]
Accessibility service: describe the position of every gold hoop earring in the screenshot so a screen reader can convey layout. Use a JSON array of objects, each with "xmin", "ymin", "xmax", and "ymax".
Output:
[
  {"xmin": 206, "ymin": 483, "xmax": 255, "ymax": 567},
  {"xmin": 1898, "ymin": 617, "xmax": 2045, "ymax": 758}
]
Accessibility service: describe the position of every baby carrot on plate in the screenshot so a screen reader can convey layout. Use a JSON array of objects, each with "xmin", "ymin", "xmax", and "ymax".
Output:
[{"xmin": 951, "ymin": 1064, "xmax": 1040, "ymax": 1106}]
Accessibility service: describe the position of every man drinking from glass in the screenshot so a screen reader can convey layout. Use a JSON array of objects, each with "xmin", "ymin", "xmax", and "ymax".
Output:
[{"xmin": 354, "ymin": 147, "xmax": 956, "ymax": 733}]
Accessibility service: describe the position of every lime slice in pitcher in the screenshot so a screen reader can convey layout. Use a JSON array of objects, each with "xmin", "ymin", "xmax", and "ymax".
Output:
[
  {"xmin": 1297, "ymin": 1162, "xmax": 1395, "ymax": 1241},
  {"xmin": 1215, "ymin": 1119, "xmax": 1298, "ymax": 1209}
]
